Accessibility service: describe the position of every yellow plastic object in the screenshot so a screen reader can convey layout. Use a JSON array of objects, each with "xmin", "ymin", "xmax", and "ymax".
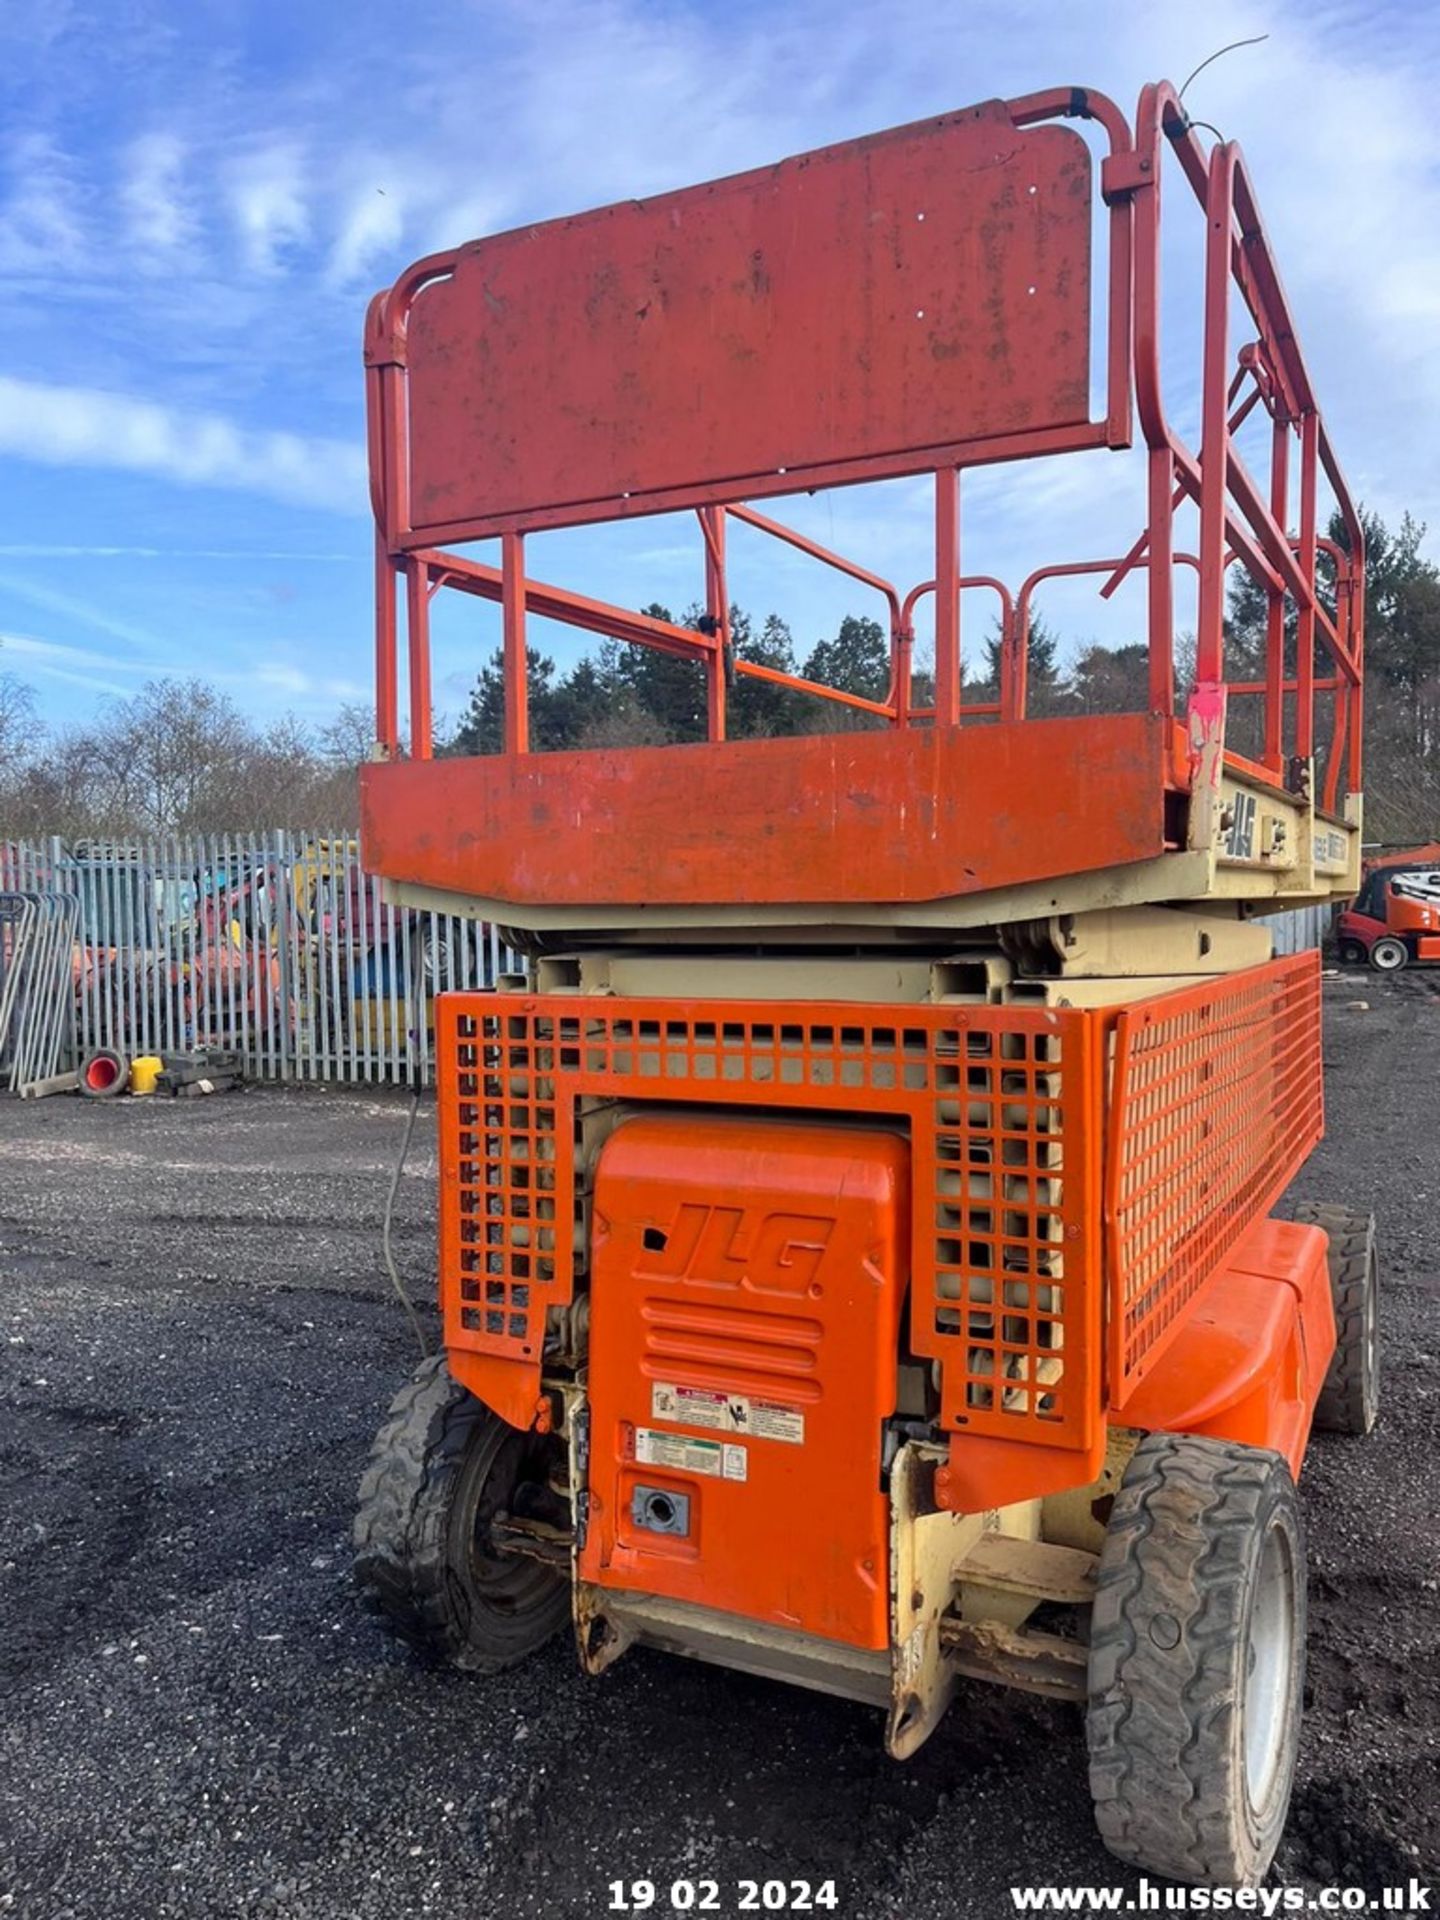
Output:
[{"xmin": 128, "ymin": 1055, "xmax": 164, "ymax": 1096}]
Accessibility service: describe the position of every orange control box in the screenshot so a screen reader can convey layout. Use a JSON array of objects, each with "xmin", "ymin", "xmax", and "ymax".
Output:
[{"xmin": 579, "ymin": 1114, "xmax": 910, "ymax": 1650}]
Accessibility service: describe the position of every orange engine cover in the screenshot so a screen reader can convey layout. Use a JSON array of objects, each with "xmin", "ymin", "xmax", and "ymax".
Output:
[{"xmin": 579, "ymin": 1114, "xmax": 909, "ymax": 1650}]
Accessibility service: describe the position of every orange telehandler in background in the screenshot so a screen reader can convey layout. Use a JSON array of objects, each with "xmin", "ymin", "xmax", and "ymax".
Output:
[
  {"xmin": 351, "ymin": 83, "xmax": 1377, "ymax": 1888},
  {"xmin": 1337, "ymin": 844, "xmax": 1440, "ymax": 971}
]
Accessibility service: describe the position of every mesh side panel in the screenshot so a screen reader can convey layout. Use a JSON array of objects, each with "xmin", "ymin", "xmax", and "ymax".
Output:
[
  {"xmin": 436, "ymin": 997, "xmax": 1103, "ymax": 1447},
  {"xmin": 924, "ymin": 1023, "xmax": 1075, "ymax": 1429},
  {"xmin": 1105, "ymin": 952, "xmax": 1324, "ymax": 1401},
  {"xmin": 449, "ymin": 1013, "xmax": 561, "ymax": 1360}
]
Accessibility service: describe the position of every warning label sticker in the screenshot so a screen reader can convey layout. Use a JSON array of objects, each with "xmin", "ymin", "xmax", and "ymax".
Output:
[
  {"xmin": 651, "ymin": 1382, "xmax": 804, "ymax": 1445},
  {"xmin": 635, "ymin": 1427, "xmax": 747, "ymax": 1481},
  {"xmin": 748, "ymin": 1399, "xmax": 805, "ymax": 1445},
  {"xmin": 651, "ymin": 1383, "xmax": 740, "ymax": 1432}
]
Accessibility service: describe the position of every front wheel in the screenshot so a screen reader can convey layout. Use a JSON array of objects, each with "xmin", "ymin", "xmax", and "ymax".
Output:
[
  {"xmin": 1369, "ymin": 935, "xmax": 1409, "ymax": 972},
  {"xmin": 1087, "ymin": 1433, "xmax": 1305, "ymax": 1886},
  {"xmin": 354, "ymin": 1355, "xmax": 570, "ymax": 1672}
]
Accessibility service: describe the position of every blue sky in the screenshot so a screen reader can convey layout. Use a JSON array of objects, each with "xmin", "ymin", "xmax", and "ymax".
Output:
[{"xmin": 2, "ymin": 0, "xmax": 1438, "ymax": 739}]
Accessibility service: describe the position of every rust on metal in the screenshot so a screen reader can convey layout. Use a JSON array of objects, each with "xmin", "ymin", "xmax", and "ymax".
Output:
[
  {"xmin": 361, "ymin": 712, "xmax": 1178, "ymax": 910},
  {"xmin": 375, "ymin": 104, "xmax": 1093, "ymax": 539},
  {"xmin": 937, "ymin": 1617, "xmax": 1089, "ymax": 1701}
]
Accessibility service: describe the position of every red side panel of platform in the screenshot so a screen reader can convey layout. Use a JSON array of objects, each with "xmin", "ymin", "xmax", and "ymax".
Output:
[{"xmin": 360, "ymin": 712, "xmax": 1179, "ymax": 910}]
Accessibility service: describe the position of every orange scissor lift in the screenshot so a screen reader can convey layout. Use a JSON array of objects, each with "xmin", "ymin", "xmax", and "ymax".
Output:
[{"xmin": 353, "ymin": 82, "xmax": 1378, "ymax": 1886}]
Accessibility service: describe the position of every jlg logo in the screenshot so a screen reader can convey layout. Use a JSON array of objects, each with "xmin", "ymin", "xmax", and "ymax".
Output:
[
  {"xmin": 1225, "ymin": 789, "xmax": 1258, "ymax": 861},
  {"xmin": 638, "ymin": 1204, "xmax": 835, "ymax": 1296}
]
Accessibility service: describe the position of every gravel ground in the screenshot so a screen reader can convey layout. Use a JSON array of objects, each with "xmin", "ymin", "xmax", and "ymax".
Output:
[{"xmin": 1, "ymin": 979, "xmax": 1436, "ymax": 1920}]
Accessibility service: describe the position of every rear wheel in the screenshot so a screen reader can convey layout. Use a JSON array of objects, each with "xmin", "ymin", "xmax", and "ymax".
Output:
[
  {"xmin": 1369, "ymin": 935, "xmax": 1408, "ymax": 972},
  {"xmin": 1293, "ymin": 1203, "xmax": 1380, "ymax": 1436},
  {"xmin": 1337, "ymin": 939, "xmax": 1366, "ymax": 966},
  {"xmin": 354, "ymin": 1354, "xmax": 570, "ymax": 1672},
  {"xmin": 1087, "ymin": 1433, "xmax": 1305, "ymax": 1887}
]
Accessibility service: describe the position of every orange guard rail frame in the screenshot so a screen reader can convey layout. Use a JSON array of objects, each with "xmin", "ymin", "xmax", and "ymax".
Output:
[{"xmin": 362, "ymin": 82, "xmax": 1364, "ymax": 821}]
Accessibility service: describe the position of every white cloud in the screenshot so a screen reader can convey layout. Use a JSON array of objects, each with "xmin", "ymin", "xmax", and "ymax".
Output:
[
  {"xmin": 0, "ymin": 632, "xmax": 149, "ymax": 698},
  {"xmin": 421, "ymin": 189, "xmax": 511, "ymax": 257},
  {"xmin": 0, "ymin": 574, "xmax": 176, "ymax": 657},
  {"xmin": 0, "ymin": 0, "xmax": 80, "ymax": 56},
  {"xmin": 1122, "ymin": 0, "xmax": 1440, "ymax": 530},
  {"xmin": 328, "ymin": 182, "xmax": 405, "ymax": 285},
  {"xmin": 0, "ymin": 376, "xmax": 365, "ymax": 514},
  {"xmin": 0, "ymin": 583, "xmax": 375, "ymax": 709},
  {"xmin": 253, "ymin": 660, "xmax": 369, "ymax": 699},
  {"xmin": 0, "ymin": 129, "xmax": 85, "ymax": 273},
  {"xmin": 255, "ymin": 661, "xmax": 311, "ymax": 694},
  {"xmin": 2, "ymin": 631, "xmax": 367, "ymax": 709},
  {"xmin": 120, "ymin": 132, "xmax": 193, "ymax": 252},
  {"xmin": 226, "ymin": 141, "xmax": 310, "ymax": 275}
]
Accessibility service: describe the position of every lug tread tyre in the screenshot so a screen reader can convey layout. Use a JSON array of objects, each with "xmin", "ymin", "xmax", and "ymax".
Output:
[
  {"xmin": 1293, "ymin": 1202, "xmax": 1380, "ymax": 1436},
  {"xmin": 1087, "ymin": 1433, "xmax": 1304, "ymax": 1887},
  {"xmin": 354, "ymin": 1354, "xmax": 569, "ymax": 1673}
]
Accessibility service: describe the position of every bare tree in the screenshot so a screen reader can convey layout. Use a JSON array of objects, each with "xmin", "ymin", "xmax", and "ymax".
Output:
[
  {"xmin": 0, "ymin": 674, "xmax": 368, "ymax": 838},
  {"xmin": 320, "ymin": 700, "xmax": 378, "ymax": 766},
  {"xmin": 0, "ymin": 672, "xmax": 40, "ymax": 778}
]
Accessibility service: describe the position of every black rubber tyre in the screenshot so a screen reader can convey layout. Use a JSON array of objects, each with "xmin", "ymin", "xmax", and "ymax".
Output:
[
  {"xmin": 1369, "ymin": 935, "xmax": 1408, "ymax": 972},
  {"xmin": 1293, "ymin": 1202, "xmax": 1380, "ymax": 1436},
  {"xmin": 1087, "ymin": 1433, "xmax": 1305, "ymax": 1887},
  {"xmin": 353, "ymin": 1354, "xmax": 570, "ymax": 1672},
  {"xmin": 1337, "ymin": 940, "xmax": 1366, "ymax": 966}
]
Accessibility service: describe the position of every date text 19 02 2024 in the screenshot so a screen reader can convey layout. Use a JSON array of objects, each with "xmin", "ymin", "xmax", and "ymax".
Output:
[{"xmin": 608, "ymin": 1882, "xmax": 840, "ymax": 1913}]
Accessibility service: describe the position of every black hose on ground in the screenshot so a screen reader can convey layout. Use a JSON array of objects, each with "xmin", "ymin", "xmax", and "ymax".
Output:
[{"xmin": 383, "ymin": 1088, "xmax": 431, "ymax": 1360}]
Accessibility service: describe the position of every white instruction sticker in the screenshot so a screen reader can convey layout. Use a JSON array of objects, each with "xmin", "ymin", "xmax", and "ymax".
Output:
[
  {"xmin": 748, "ymin": 1399, "xmax": 805, "ymax": 1444},
  {"xmin": 635, "ymin": 1427, "xmax": 747, "ymax": 1481},
  {"xmin": 651, "ymin": 1381, "xmax": 805, "ymax": 1444}
]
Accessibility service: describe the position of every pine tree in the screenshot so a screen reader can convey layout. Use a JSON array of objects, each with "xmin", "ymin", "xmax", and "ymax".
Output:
[
  {"xmin": 730, "ymin": 612, "xmax": 808, "ymax": 738},
  {"xmin": 1067, "ymin": 643, "xmax": 1151, "ymax": 715},
  {"xmin": 966, "ymin": 614, "xmax": 1062, "ymax": 714},
  {"xmin": 1224, "ymin": 507, "xmax": 1440, "ymax": 828},
  {"xmin": 448, "ymin": 647, "xmax": 572, "ymax": 755},
  {"xmin": 803, "ymin": 614, "xmax": 890, "ymax": 701},
  {"xmin": 599, "ymin": 605, "xmax": 709, "ymax": 744}
]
